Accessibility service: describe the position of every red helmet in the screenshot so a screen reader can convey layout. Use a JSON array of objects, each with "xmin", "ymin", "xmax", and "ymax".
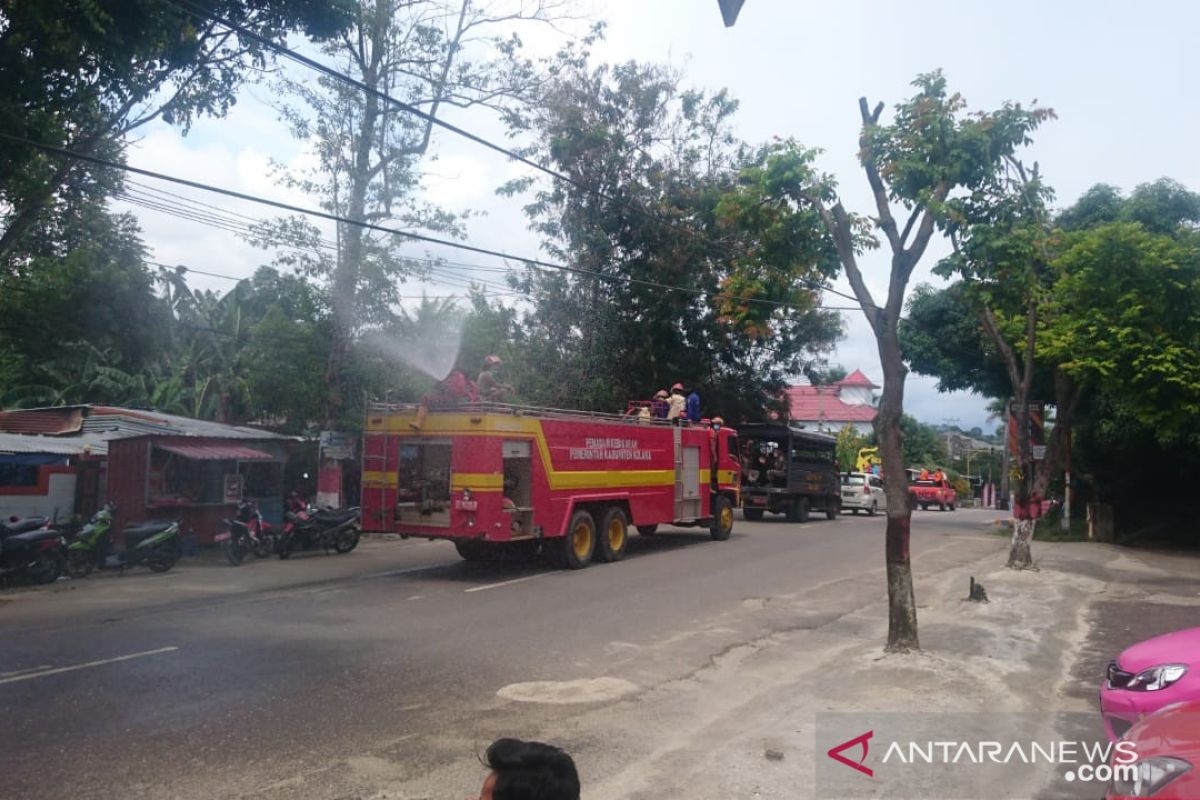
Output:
[
  {"xmin": 671, "ymin": 382, "xmax": 684, "ymax": 391},
  {"xmin": 485, "ymin": 355, "xmax": 502, "ymax": 366}
]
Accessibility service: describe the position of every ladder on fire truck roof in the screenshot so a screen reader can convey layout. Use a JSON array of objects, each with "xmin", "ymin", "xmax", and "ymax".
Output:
[{"xmin": 368, "ymin": 400, "xmax": 690, "ymax": 426}]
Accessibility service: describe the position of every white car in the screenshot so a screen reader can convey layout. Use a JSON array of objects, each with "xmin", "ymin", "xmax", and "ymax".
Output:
[{"xmin": 840, "ymin": 472, "xmax": 886, "ymax": 515}]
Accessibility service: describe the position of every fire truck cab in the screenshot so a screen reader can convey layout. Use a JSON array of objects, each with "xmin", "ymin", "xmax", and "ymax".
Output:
[{"xmin": 361, "ymin": 402, "xmax": 740, "ymax": 568}]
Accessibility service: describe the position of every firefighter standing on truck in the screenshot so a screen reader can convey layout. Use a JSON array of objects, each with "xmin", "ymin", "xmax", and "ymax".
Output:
[{"xmin": 667, "ymin": 383, "xmax": 687, "ymax": 421}]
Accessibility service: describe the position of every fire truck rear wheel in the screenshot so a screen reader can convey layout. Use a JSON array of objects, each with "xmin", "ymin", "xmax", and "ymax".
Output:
[
  {"xmin": 710, "ymin": 496, "xmax": 734, "ymax": 541},
  {"xmin": 562, "ymin": 510, "xmax": 596, "ymax": 569},
  {"xmin": 596, "ymin": 507, "xmax": 629, "ymax": 562}
]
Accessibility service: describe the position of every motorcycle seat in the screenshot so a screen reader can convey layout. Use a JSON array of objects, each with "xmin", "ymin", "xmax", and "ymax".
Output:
[
  {"xmin": 1, "ymin": 516, "xmax": 51, "ymax": 536},
  {"xmin": 122, "ymin": 521, "xmax": 174, "ymax": 543},
  {"xmin": 312, "ymin": 508, "xmax": 360, "ymax": 526},
  {"xmin": 2, "ymin": 528, "xmax": 61, "ymax": 550}
]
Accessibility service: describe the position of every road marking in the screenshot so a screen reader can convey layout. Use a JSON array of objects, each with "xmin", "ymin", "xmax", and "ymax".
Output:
[
  {"xmin": 465, "ymin": 574, "xmax": 548, "ymax": 593},
  {"xmin": 0, "ymin": 646, "xmax": 178, "ymax": 686}
]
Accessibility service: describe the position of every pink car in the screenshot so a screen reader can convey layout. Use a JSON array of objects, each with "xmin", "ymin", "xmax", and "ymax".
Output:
[{"xmin": 1100, "ymin": 627, "xmax": 1200, "ymax": 741}]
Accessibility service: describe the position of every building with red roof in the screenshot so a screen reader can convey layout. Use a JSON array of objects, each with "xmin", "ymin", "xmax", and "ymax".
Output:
[{"xmin": 785, "ymin": 369, "xmax": 879, "ymax": 435}]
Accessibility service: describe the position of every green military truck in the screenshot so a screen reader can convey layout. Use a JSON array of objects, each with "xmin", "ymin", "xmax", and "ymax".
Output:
[{"xmin": 737, "ymin": 425, "xmax": 840, "ymax": 522}]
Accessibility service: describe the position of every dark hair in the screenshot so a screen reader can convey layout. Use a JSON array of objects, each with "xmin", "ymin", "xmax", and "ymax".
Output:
[{"xmin": 484, "ymin": 738, "xmax": 580, "ymax": 800}]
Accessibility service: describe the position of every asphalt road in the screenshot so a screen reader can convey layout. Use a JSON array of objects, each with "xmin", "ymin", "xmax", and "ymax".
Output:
[{"xmin": 0, "ymin": 508, "xmax": 1002, "ymax": 800}]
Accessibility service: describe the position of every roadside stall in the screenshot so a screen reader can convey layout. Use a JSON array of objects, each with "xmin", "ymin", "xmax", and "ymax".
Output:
[{"xmin": 108, "ymin": 436, "xmax": 288, "ymax": 544}]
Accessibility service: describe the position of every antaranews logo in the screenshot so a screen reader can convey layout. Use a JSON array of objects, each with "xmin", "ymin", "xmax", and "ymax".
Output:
[
  {"xmin": 817, "ymin": 712, "xmax": 1142, "ymax": 799},
  {"xmin": 826, "ymin": 730, "xmax": 874, "ymax": 777}
]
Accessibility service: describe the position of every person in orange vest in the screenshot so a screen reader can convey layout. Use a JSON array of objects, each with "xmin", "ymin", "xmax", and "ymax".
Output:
[
  {"xmin": 932, "ymin": 467, "xmax": 945, "ymax": 483},
  {"xmin": 919, "ymin": 467, "xmax": 931, "ymax": 481}
]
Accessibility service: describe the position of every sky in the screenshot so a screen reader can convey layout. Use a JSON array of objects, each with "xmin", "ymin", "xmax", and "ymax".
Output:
[{"xmin": 112, "ymin": 0, "xmax": 1200, "ymax": 432}]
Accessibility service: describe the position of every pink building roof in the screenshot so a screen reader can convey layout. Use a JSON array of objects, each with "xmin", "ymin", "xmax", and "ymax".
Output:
[
  {"xmin": 785, "ymin": 386, "xmax": 878, "ymax": 424},
  {"xmin": 835, "ymin": 369, "xmax": 879, "ymax": 388}
]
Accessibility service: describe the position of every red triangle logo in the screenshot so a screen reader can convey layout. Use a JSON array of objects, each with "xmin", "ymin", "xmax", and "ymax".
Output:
[{"xmin": 827, "ymin": 730, "xmax": 874, "ymax": 777}]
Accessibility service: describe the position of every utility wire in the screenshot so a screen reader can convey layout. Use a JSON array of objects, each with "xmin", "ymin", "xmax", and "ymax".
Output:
[
  {"xmin": 0, "ymin": 132, "xmax": 860, "ymax": 318},
  {"xmin": 155, "ymin": 0, "xmax": 872, "ymax": 314}
]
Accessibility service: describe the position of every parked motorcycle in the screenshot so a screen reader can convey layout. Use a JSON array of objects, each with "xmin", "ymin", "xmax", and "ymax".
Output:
[
  {"xmin": 215, "ymin": 499, "xmax": 275, "ymax": 566},
  {"xmin": 0, "ymin": 517, "xmax": 65, "ymax": 584},
  {"xmin": 66, "ymin": 504, "xmax": 182, "ymax": 576},
  {"xmin": 277, "ymin": 506, "xmax": 360, "ymax": 559}
]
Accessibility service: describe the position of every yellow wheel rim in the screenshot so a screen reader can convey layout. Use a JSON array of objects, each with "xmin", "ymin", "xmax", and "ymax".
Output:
[
  {"xmin": 607, "ymin": 518, "xmax": 625, "ymax": 552},
  {"xmin": 720, "ymin": 505, "xmax": 733, "ymax": 530},
  {"xmin": 572, "ymin": 522, "xmax": 593, "ymax": 560}
]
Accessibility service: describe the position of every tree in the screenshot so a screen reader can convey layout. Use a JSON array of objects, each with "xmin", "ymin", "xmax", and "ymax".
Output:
[
  {"xmin": 0, "ymin": 0, "xmax": 353, "ymax": 265},
  {"xmin": 899, "ymin": 415, "xmax": 948, "ymax": 469},
  {"xmin": 501, "ymin": 56, "xmax": 841, "ymax": 422},
  {"xmin": 935, "ymin": 154, "xmax": 1070, "ymax": 568},
  {"xmin": 835, "ymin": 424, "xmax": 867, "ymax": 472},
  {"xmin": 255, "ymin": 0, "xmax": 563, "ymax": 427},
  {"xmin": 1047, "ymin": 223, "xmax": 1200, "ymax": 440},
  {"xmin": 907, "ymin": 176, "xmax": 1200, "ymax": 563},
  {"xmin": 0, "ymin": 207, "xmax": 172, "ymax": 406},
  {"xmin": 794, "ymin": 72, "xmax": 1052, "ymax": 649}
]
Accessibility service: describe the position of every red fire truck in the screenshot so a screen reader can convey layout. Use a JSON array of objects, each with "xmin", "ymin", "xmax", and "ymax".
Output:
[{"xmin": 361, "ymin": 402, "xmax": 740, "ymax": 568}]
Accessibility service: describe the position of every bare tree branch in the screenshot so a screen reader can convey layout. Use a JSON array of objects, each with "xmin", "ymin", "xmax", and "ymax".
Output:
[{"xmin": 857, "ymin": 97, "xmax": 902, "ymax": 254}]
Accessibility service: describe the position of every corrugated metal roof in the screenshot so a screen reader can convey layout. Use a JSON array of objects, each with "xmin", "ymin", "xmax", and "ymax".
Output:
[
  {"xmin": 156, "ymin": 443, "xmax": 277, "ymax": 461},
  {"xmin": 83, "ymin": 407, "xmax": 292, "ymax": 441},
  {"xmin": 0, "ymin": 432, "xmax": 109, "ymax": 455},
  {"xmin": 0, "ymin": 405, "xmax": 294, "ymax": 454},
  {"xmin": 0, "ymin": 408, "xmax": 83, "ymax": 435}
]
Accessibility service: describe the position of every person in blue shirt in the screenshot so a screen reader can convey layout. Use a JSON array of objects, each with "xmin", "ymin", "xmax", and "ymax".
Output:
[{"xmin": 685, "ymin": 385, "xmax": 701, "ymax": 423}]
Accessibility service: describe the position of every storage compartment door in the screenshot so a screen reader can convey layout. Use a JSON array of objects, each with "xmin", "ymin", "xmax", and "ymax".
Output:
[{"xmin": 679, "ymin": 446, "xmax": 701, "ymax": 520}]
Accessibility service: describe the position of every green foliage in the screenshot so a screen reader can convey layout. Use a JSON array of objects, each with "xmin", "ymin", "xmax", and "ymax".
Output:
[
  {"xmin": 899, "ymin": 414, "xmax": 948, "ymax": 468},
  {"xmin": 0, "ymin": 0, "xmax": 353, "ymax": 263},
  {"xmin": 835, "ymin": 424, "xmax": 867, "ymax": 472},
  {"xmin": 0, "ymin": 207, "xmax": 171, "ymax": 405},
  {"xmin": 500, "ymin": 57, "xmax": 841, "ymax": 422},
  {"xmin": 866, "ymin": 71, "xmax": 1055, "ymax": 213},
  {"xmin": 1046, "ymin": 222, "xmax": 1200, "ymax": 440},
  {"xmin": 901, "ymin": 283, "xmax": 1015, "ymax": 398}
]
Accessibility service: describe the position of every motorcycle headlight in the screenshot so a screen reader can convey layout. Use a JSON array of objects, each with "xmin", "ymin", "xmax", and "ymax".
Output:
[
  {"xmin": 1110, "ymin": 757, "xmax": 1192, "ymax": 797},
  {"xmin": 1128, "ymin": 664, "xmax": 1188, "ymax": 691}
]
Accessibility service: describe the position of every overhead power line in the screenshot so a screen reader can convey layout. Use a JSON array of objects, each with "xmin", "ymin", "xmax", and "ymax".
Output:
[
  {"xmin": 159, "ymin": 0, "xmax": 630, "ymax": 209},
  {"xmin": 157, "ymin": 0, "xmax": 865, "ymax": 310},
  {"xmin": 3, "ymin": 131, "xmax": 865, "ymax": 315}
]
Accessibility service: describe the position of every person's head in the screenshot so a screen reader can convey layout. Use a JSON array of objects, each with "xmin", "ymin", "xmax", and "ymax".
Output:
[
  {"xmin": 654, "ymin": 389, "xmax": 668, "ymax": 400},
  {"xmin": 671, "ymin": 382, "xmax": 684, "ymax": 395},
  {"xmin": 711, "ymin": 416, "xmax": 724, "ymax": 430},
  {"xmin": 484, "ymin": 355, "xmax": 502, "ymax": 369},
  {"xmin": 478, "ymin": 738, "xmax": 579, "ymax": 800}
]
